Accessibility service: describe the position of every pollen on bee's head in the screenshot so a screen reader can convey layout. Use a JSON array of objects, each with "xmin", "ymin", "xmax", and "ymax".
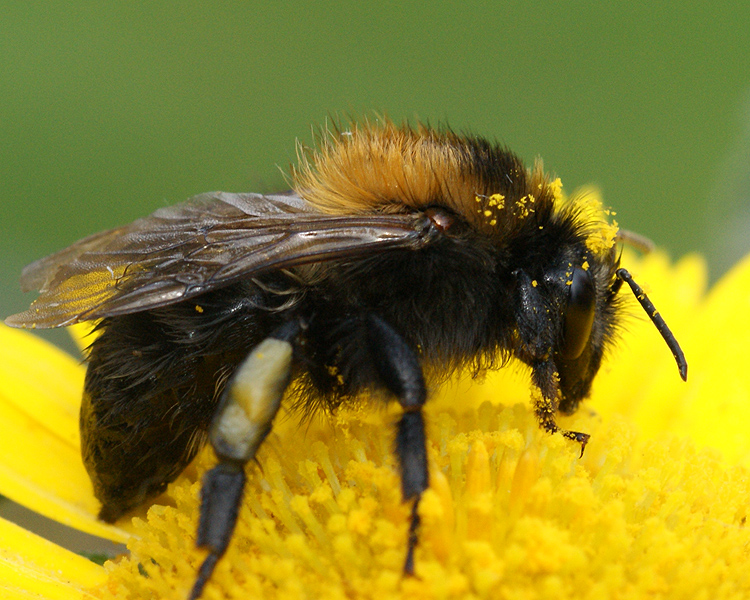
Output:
[{"xmin": 560, "ymin": 185, "xmax": 619, "ymax": 256}]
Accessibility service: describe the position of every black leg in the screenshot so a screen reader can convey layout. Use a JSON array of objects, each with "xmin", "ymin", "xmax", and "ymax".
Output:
[
  {"xmin": 366, "ymin": 314, "xmax": 428, "ymax": 574},
  {"xmin": 189, "ymin": 463, "xmax": 245, "ymax": 600}
]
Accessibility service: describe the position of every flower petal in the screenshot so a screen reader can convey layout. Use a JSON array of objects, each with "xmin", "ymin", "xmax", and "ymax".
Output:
[
  {"xmin": 0, "ymin": 515, "xmax": 106, "ymax": 599},
  {"xmin": 583, "ymin": 251, "xmax": 707, "ymax": 434},
  {"xmin": 677, "ymin": 250, "xmax": 750, "ymax": 464},
  {"xmin": 0, "ymin": 323, "xmax": 129, "ymax": 542},
  {"xmin": 67, "ymin": 322, "xmax": 97, "ymax": 355}
]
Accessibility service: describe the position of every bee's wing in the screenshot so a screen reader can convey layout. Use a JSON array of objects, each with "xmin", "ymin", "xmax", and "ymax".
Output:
[{"xmin": 6, "ymin": 192, "xmax": 433, "ymax": 328}]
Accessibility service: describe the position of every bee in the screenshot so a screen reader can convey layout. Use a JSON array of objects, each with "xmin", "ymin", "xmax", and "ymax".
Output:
[{"xmin": 6, "ymin": 121, "xmax": 687, "ymax": 599}]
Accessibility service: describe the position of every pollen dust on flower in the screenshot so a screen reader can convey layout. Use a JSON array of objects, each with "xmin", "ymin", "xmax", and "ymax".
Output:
[{"xmin": 95, "ymin": 363, "xmax": 750, "ymax": 600}]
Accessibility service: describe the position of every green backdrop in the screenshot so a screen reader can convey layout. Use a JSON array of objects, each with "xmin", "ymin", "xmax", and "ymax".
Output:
[{"xmin": 3, "ymin": 2, "xmax": 750, "ymax": 326}]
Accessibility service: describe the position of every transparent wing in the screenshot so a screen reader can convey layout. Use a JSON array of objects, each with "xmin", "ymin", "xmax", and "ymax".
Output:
[{"xmin": 6, "ymin": 192, "xmax": 433, "ymax": 328}]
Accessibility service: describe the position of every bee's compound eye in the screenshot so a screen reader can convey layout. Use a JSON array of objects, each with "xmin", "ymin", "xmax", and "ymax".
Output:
[
  {"xmin": 424, "ymin": 207, "xmax": 456, "ymax": 232},
  {"xmin": 561, "ymin": 266, "xmax": 596, "ymax": 360}
]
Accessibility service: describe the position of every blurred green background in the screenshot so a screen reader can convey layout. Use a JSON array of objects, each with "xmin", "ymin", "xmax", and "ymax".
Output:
[{"xmin": 2, "ymin": 1, "xmax": 750, "ymax": 323}]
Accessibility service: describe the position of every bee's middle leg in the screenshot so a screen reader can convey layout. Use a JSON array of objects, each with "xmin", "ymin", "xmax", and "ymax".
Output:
[{"xmin": 366, "ymin": 314, "xmax": 429, "ymax": 575}]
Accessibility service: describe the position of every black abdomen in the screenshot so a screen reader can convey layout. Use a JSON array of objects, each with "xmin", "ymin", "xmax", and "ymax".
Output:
[{"xmin": 81, "ymin": 281, "xmax": 288, "ymax": 521}]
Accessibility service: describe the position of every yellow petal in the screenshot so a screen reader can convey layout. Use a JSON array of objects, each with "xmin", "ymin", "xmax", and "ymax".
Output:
[
  {"xmin": 0, "ymin": 323, "xmax": 129, "ymax": 543},
  {"xmin": 0, "ymin": 515, "xmax": 106, "ymax": 599},
  {"xmin": 677, "ymin": 250, "xmax": 750, "ymax": 464},
  {"xmin": 67, "ymin": 322, "xmax": 98, "ymax": 355},
  {"xmin": 582, "ymin": 251, "xmax": 706, "ymax": 437}
]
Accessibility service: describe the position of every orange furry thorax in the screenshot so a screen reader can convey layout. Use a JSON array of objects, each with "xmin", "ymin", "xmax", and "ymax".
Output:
[{"xmin": 292, "ymin": 121, "xmax": 560, "ymax": 236}]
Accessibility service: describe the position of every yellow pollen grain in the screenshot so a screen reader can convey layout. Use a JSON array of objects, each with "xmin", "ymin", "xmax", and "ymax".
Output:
[
  {"xmin": 586, "ymin": 220, "xmax": 619, "ymax": 254},
  {"xmin": 195, "ymin": 305, "xmax": 204, "ymax": 313},
  {"xmin": 549, "ymin": 177, "xmax": 563, "ymax": 200},
  {"xmin": 488, "ymin": 193, "xmax": 505, "ymax": 208}
]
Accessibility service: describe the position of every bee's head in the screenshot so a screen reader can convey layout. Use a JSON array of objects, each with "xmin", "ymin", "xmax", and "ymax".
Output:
[
  {"xmin": 551, "ymin": 247, "xmax": 621, "ymax": 413},
  {"xmin": 511, "ymin": 237, "xmax": 686, "ymax": 413},
  {"xmin": 508, "ymin": 234, "xmax": 615, "ymax": 409}
]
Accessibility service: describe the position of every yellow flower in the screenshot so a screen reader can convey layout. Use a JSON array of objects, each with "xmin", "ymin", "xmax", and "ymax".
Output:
[{"xmin": 2, "ymin": 249, "xmax": 750, "ymax": 599}]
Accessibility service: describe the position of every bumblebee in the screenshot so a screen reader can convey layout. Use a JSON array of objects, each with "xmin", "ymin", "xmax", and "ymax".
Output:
[{"xmin": 6, "ymin": 121, "xmax": 686, "ymax": 599}]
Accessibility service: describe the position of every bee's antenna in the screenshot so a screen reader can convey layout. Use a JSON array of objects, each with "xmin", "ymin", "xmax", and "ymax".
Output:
[{"xmin": 615, "ymin": 268, "xmax": 688, "ymax": 381}]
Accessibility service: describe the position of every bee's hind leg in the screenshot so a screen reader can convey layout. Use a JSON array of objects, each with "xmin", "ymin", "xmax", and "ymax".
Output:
[
  {"xmin": 189, "ymin": 321, "xmax": 300, "ymax": 600},
  {"xmin": 366, "ymin": 314, "xmax": 429, "ymax": 575}
]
